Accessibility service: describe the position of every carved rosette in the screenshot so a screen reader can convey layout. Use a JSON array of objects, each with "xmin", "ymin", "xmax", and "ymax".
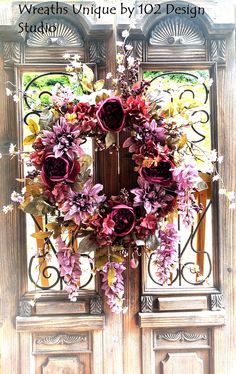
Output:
[
  {"xmin": 141, "ymin": 296, "xmax": 153, "ymax": 312},
  {"xmin": 156, "ymin": 330, "xmax": 208, "ymax": 342},
  {"xmin": 26, "ymin": 19, "xmax": 84, "ymax": 47},
  {"xmin": 149, "ymin": 16, "xmax": 205, "ymax": 46},
  {"xmin": 89, "ymin": 41, "xmax": 106, "ymax": 64},
  {"xmin": 210, "ymin": 40, "xmax": 226, "ymax": 63},
  {"xmin": 210, "ymin": 294, "xmax": 224, "ymax": 311}
]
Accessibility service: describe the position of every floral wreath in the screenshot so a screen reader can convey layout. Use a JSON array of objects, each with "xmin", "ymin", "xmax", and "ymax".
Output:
[{"xmin": 3, "ymin": 30, "xmax": 235, "ymax": 313}]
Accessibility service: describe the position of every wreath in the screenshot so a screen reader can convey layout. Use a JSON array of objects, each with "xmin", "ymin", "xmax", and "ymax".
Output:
[{"xmin": 4, "ymin": 30, "xmax": 234, "ymax": 313}]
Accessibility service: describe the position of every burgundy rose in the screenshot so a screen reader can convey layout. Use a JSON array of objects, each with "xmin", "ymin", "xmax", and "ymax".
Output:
[
  {"xmin": 41, "ymin": 153, "xmax": 80, "ymax": 187},
  {"xmin": 30, "ymin": 138, "xmax": 46, "ymax": 169},
  {"xmin": 140, "ymin": 157, "xmax": 175, "ymax": 186},
  {"xmin": 97, "ymin": 97, "xmax": 125, "ymax": 133},
  {"xmin": 110, "ymin": 204, "xmax": 135, "ymax": 236}
]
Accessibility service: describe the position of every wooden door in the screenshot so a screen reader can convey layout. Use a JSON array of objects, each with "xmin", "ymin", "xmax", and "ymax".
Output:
[{"xmin": 0, "ymin": 2, "xmax": 235, "ymax": 374}]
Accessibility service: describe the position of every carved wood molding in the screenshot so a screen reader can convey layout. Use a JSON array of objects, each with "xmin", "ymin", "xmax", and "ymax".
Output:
[
  {"xmin": 3, "ymin": 41, "xmax": 21, "ymax": 66},
  {"xmin": 35, "ymin": 333, "xmax": 87, "ymax": 345},
  {"xmin": 210, "ymin": 293, "xmax": 224, "ymax": 311},
  {"xmin": 141, "ymin": 296, "xmax": 154, "ymax": 313},
  {"xmin": 89, "ymin": 296, "xmax": 103, "ymax": 314},
  {"xmin": 155, "ymin": 330, "xmax": 207, "ymax": 342},
  {"xmin": 89, "ymin": 41, "xmax": 106, "ymax": 64},
  {"xmin": 19, "ymin": 300, "xmax": 33, "ymax": 317},
  {"xmin": 210, "ymin": 40, "xmax": 226, "ymax": 63},
  {"xmin": 16, "ymin": 314, "xmax": 105, "ymax": 332},
  {"xmin": 42, "ymin": 356, "xmax": 84, "ymax": 373},
  {"xmin": 149, "ymin": 16, "xmax": 205, "ymax": 46},
  {"xmin": 26, "ymin": 18, "xmax": 84, "ymax": 47},
  {"xmin": 139, "ymin": 310, "xmax": 225, "ymax": 328}
]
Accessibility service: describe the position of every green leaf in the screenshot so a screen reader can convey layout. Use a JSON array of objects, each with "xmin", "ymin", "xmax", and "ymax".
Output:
[
  {"xmin": 78, "ymin": 154, "xmax": 93, "ymax": 173},
  {"xmin": 78, "ymin": 234, "xmax": 98, "ymax": 254},
  {"xmin": 108, "ymin": 267, "xmax": 116, "ymax": 287}
]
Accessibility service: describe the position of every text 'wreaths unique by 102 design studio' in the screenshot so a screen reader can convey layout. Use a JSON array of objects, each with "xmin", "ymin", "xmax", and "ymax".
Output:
[{"xmin": 3, "ymin": 30, "xmax": 235, "ymax": 313}]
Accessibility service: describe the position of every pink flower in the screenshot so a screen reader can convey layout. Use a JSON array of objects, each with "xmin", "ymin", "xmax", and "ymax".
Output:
[
  {"xmin": 41, "ymin": 153, "xmax": 80, "ymax": 187},
  {"xmin": 52, "ymin": 182, "xmax": 70, "ymax": 205},
  {"xmin": 102, "ymin": 215, "xmax": 115, "ymax": 235},
  {"xmin": 172, "ymin": 161, "xmax": 198, "ymax": 192},
  {"xmin": 97, "ymin": 97, "xmax": 125, "ymax": 133},
  {"xmin": 60, "ymin": 179, "xmax": 106, "ymax": 225}
]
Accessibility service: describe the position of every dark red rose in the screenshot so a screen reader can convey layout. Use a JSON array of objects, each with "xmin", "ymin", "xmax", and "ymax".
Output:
[
  {"xmin": 41, "ymin": 153, "xmax": 80, "ymax": 187},
  {"xmin": 73, "ymin": 102, "xmax": 97, "ymax": 132},
  {"xmin": 140, "ymin": 157, "xmax": 175, "ymax": 186},
  {"xmin": 97, "ymin": 97, "xmax": 125, "ymax": 133},
  {"xmin": 110, "ymin": 204, "xmax": 135, "ymax": 236}
]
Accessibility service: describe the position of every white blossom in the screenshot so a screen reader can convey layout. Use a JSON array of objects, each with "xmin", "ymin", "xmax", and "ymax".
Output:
[
  {"xmin": 117, "ymin": 65, "xmax": 126, "ymax": 74},
  {"xmin": 209, "ymin": 149, "xmax": 217, "ymax": 162},
  {"xmin": 9, "ymin": 143, "xmax": 17, "ymax": 155},
  {"xmin": 219, "ymin": 188, "xmax": 226, "ymax": 195},
  {"xmin": 11, "ymin": 191, "xmax": 24, "ymax": 203},
  {"xmin": 122, "ymin": 30, "xmax": 129, "ymax": 38},
  {"xmin": 63, "ymin": 53, "xmax": 70, "ymax": 59},
  {"xmin": 2, "ymin": 204, "xmax": 13, "ymax": 214},
  {"xmin": 212, "ymin": 175, "xmax": 220, "ymax": 181},
  {"xmin": 127, "ymin": 56, "xmax": 135, "ymax": 66},
  {"xmin": 73, "ymin": 54, "xmax": 81, "ymax": 60},
  {"xmin": 6, "ymin": 88, "xmax": 12, "ymax": 96},
  {"xmin": 0, "ymin": 153, "xmax": 2, "ymax": 159},
  {"xmin": 106, "ymin": 72, "xmax": 112, "ymax": 79},
  {"xmin": 218, "ymin": 155, "xmax": 224, "ymax": 164},
  {"xmin": 125, "ymin": 44, "xmax": 133, "ymax": 51},
  {"xmin": 116, "ymin": 41, "xmax": 123, "ymax": 47},
  {"xmin": 13, "ymin": 94, "xmax": 19, "ymax": 102}
]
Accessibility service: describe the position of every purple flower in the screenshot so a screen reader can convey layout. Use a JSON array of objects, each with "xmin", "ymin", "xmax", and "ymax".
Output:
[
  {"xmin": 60, "ymin": 179, "xmax": 106, "ymax": 225},
  {"xmin": 155, "ymin": 224, "xmax": 179, "ymax": 285},
  {"xmin": 123, "ymin": 119, "xmax": 166, "ymax": 154},
  {"xmin": 41, "ymin": 152, "xmax": 80, "ymax": 187},
  {"xmin": 131, "ymin": 177, "xmax": 176, "ymax": 215},
  {"xmin": 101, "ymin": 261, "xmax": 126, "ymax": 313},
  {"xmin": 56, "ymin": 238, "xmax": 82, "ymax": 301},
  {"xmin": 42, "ymin": 117, "xmax": 83, "ymax": 159},
  {"xmin": 97, "ymin": 97, "xmax": 125, "ymax": 133}
]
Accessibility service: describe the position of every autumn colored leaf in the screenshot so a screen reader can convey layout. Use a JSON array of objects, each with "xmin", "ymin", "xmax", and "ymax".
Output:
[
  {"xmin": 27, "ymin": 118, "xmax": 39, "ymax": 134},
  {"xmin": 31, "ymin": 231, "xmax": 52, "ymax": 239},
  {"xmin": 108, "ymin": 266, "xmax": 116, "ymax": 287},
  {"xmin": 94, "ymin": 79, "xmax": 104, "ymax": 91},
  {"xmin": 23, "ymin": 134, "xmax": 37, "ymax": 145}
]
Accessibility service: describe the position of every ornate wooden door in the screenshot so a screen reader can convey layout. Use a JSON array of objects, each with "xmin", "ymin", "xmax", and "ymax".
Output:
[{"xmin": 0, "ymin": 2, "xmax": 235, "ymax": 374}]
